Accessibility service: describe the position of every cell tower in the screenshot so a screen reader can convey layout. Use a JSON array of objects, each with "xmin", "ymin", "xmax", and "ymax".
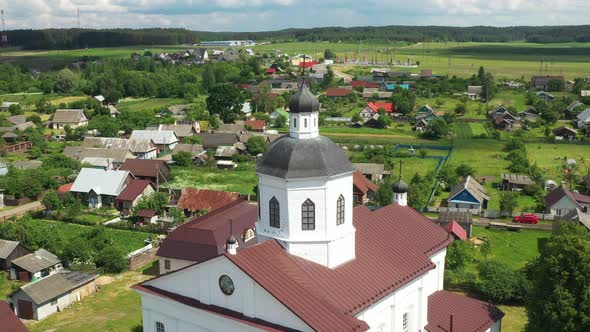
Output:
[{"xmin": 1, "ymin": 9, "xmax": 8, "ymax": 48}]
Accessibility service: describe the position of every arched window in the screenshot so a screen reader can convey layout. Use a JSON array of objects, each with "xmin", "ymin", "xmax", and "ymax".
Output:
[
  {"xmin": 293, "ymin": 118, "xmax": 297, "ymax": 128},
  {"xmin": 304, "ymin": 118, "xmax": 308, "ymax": 128},
  {"xmin": 244, "ymin": 229, "xmax": 255, "ymax": 242},
  {"xmin": 269, "ymin": 197, "xmax": 280, "ymax": 228},
  {"xmin": 314, "ymin": 117, "xmax": 317, "ymax": 127},
  {"xmin": 302, "ymin": 199, "xmax": 315, "ymax": 230},
  {"xmin": 156, "ymin": 322, "xmax": 165, "ymax": 332},
  {"xmin": 337, "ymin": 195, "xmax": 345, "ymax": 225}
]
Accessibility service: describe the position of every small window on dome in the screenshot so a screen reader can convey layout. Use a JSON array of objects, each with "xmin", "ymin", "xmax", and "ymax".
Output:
[
  {"xmin": 302, "ymin": 199, "xmax": 315, "ymax": 230},
  {"xmin": 244, "ymin": 229, "xmax": 255, "ymax": 242},
  {"xmin": 293, "ymin": 118, "xmax": 297, "ymax": 128},
  {"xmin": 337, "ymin": 195, "xmax": 345, "ymax": 225},
  {"xmin": 304, "ymin": 118, "xmax": 308, "ymax": 128},
  {"xmin": 269, "ymin": 197, "xmax": 280, "ymax": 228},
  {"xmin": 314, "ymin": 117, "xmax": 316, "ymax": 127}
]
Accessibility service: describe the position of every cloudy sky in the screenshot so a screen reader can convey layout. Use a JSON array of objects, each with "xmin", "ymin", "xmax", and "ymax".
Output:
[{"xmin": 0, "ymin": 0, "xmax": 587, "ymax": 31}]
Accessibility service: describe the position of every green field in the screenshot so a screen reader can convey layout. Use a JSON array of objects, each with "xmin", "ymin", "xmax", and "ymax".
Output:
[
  {"xmin": 116, "ymin": 97, "xmax": 188, "ymax": 113},
  {"xmin": 32, "ymin": 219, "xmax": 154, "ymax": 254},
  {"xmin": 169, "ymin": 164, "xmax": 258, "ymax": 195},
  {"xmin": 448, "ymin": 139, "xmax": 510, "ymax": 176},
  {"xmin": 526, "ymin": 142, "xmax": 590, "ymax": 180}
]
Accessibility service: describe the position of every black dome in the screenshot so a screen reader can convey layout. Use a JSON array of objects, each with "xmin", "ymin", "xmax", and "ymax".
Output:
[
  {"xmin": 227, "ymin": 235, "xmax": 237, "ymax": 244},
  {"xmin": 288, "ymin": 85, "xmax": 320, "ymax": 113},
  {"xmin": 256, "ymin": 135, "xmax": 354, "ymax": 179},
  {"xmin": 392, "ymin": 179, "xmax": 409, "ymax": 193}
]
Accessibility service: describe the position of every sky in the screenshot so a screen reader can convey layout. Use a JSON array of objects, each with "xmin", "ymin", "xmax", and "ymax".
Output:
[{"xmin": 0, "ymin": 0, "xmax": 587, "ymax": 31}]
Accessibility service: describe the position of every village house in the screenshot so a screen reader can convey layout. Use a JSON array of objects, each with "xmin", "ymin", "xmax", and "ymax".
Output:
[
  {"xmin": 437, "ymin": 210, "xmax": 473, "ymax": 238},
  {"xmin": 553, "ymin": 126, "xmax": 577, "ymax": 141},
  {"xmin": 0, "ymin": 239, "xmax": 30, "ymax": 273},
  {"xmin": 442, "ymin": 220, "xmax": 468, "ymax": 241},
  {"xmin": 11, "ymin": 271, "xmax": 98, "ymax": 320},
  {"xmin": 214, "ymin": 122, "xmax": 246, "ymax": 134},
  {"xmin": 49, "ymin": 109, "xmax": 88, "ymax": 129},
  {"xmin": 518, "ymin": 106, "xmax": 540, "ymax": 122},
  {"xmin": 0, "ymin": 102, "xmax": 19, "ymax": 111},
  {"xmin": 63, "ymin": 146, "xmax": 134, "ymax": 170},
  {"xmin": 116, "ymin": 179, "xmax": 156, "ymax": 213},
  {"xmin": 244, "ymin": 120, "xmax": 266, "ymax": 132},
  {"xmin": 350, "ymin": 80, "xmax": 379, "ymax": 89},
  {"xmin": 165, "ymin": 104, "xmax": 191, "ymax": 120},
  {"xmin": 359, "ymin": 101, "xmax": 396, "ymax": 119},
  {"xmin": 326, "ymin": 87, "xmax": 354, "ymax": 99},
  {"xmin": 134, "ymin": 85, "xmax": 503, "ymax": 332},
  {"xmin": 10, "ymin": 249, "xmax": 63, "ymax": 282},
  {"xmin": 415, "ymin": 109, "xmax": 439, "ymax": 132},
  {"xmin": 501, "ymin": 173, "xmax": 535, "ymax": 191},
  {"xmin": 489, "ymin": 106, "xmax": 519, "ymax": 130},
  {"xmin": 171, "ymin": 144, "xmax": 207, "ymax": 165},
  {"xmin": 361, "ymin": 88, "xmax": 392, "ymax": 99},
  {"xmin": 130, "ymin": 130, "xmax": 178, "ymax": 154},
  {"xmin": 120, "ymin": 159, "xmax": 171, "ymax": 184},
  {"xmin": 6, "ymin": 115, "xmax": 26, "ymax": 126},
  {"xmin": 531, "ymin": 75, "xmax": 564, "ymax": 90},
  {"xmin": 0, "ymin": 301, "xmax": 27, "ymax": 332},
  {"xmin": 137, "ymin": 209, "xmax": 158, "ymax": 224},
  {"xmin": 576, "ymin": 108, "xmax": 590, "ymax": 130},
  {"xmin": 157, "ymin": 199, "xmax": 257, "ymax": 275},
  {"xmin": 270, "ymin": 108, "xmax": 289, "ymax": 125},
  {"xmin": 197, "ymin": 133, "xmax": 240, "ymax": 151},
  {"xmin": 70, "ymin": 168, "xmax": 134, "ymax": 208},
  {"xmin": 82, "ymin": 137, "xmax": 158, "ymax": 160},
  {"xmin": 147, "ymin": 123, "xmax": 199, "ymax": 139},
  {"xmin": 352, "ymin": 171, "xmax": 378, "ymax": 204},
  {"xmin": 447, "ymin": 176, "xmax": 489, "ymax": 213},
  {"xmin": 353, "ymin": 162, "xmax": 390, "ymax": 181},
  {"xmin": 581, "ymin": 90, "xmax": 590, "ymax": 97},
  {"xmin": 536, "ymin": 91, "xmax": 555, "ymax": 101},
  {"xmin": 545, "ymin": 186, "xmax": 590, "ymax": 216},
  {"xmin": 467, "ymin": 85, "xmax": 484, "ymax": 100},
  {"xmin": 566, "ymin": 101, "xmax": 585, "ymax": 116},
  {"xmin": 176, "ymin": 188, "xmax": 240, "ymax": 218}
]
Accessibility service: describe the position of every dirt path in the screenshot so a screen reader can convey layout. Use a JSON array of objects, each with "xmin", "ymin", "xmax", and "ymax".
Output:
[
  {"xmin": 0, "ymin": 201, "xmax": 43, "ymax": 221},
  {"xmin": 322, "ymin": 132, "xmax": 413, "ymax": 138},
  {"xmin": 332, "ymin": 68, "xmax": 353, "ymax": 83}
]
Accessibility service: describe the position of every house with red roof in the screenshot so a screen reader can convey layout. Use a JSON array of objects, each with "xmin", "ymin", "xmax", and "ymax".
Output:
[
  {"xmin": 353, "ymin": 171, "xmax": 378, "ymax": 204},
  {"xmin": 350, "ymin": 80, "xmax": 379, "ymax": 89},
  {"xmin": 244, "ymin": 120, "xmax": 266, "ymax": 132},
  {"xmin": 135, "ymin": 84, "xmax": 503, "ymax": 332},
  {"xmin": 443, "ymin": 220, "xmax": 468, "ymax": 241},
  {"xmin": 326, "ymin": 87, "xmax": 354, "ymax": 98},
  {"xmin": 299, "ymin": 61, "xmax": 318, "ymax": 69},
  {"xmin": 545, "ymin": 185, "xmax": 590, "ymax": 216},
  {"xmin": 0, "ymin": 301, "xmax": 28, "ymax": 332},
  {"xmin": 176, "ymin": 188, "xmax": 240, "ymax": 218},
  {"xmin": 115, "ymin": 179, "xmax": 155, "ymax": 213},
  {"xmin": 359, "ymin": 101, "xmax": 396, "ymax": 119}
]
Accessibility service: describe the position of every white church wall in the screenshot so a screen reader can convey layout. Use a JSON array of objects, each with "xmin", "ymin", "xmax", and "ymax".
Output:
[
  {"xmin": 158, "ymin": 257, "xmax": 194, "ymax": 275},
  {"xmin": 290, "ymin": 112, "xmax": 319, "ymax": 139},
  {"xmin": 355, "ymin": 248, "xmax": 446, "ymax": 332},
  {"xmin": 142, "ymin": 256, "xmax": 312, "ymax": 332}
]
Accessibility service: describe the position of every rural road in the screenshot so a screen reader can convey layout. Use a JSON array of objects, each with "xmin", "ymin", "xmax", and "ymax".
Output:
[
  {"xmin": 332, "ymin": 69, "xmax": 353, "ymax": 83},
  {"xmin": 0, "ymin": 201, "xmax": 43, "ymax": 221}
]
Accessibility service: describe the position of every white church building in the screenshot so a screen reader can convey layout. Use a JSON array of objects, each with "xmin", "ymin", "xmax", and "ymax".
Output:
[{"xmin": 135, "ymin": 83, "xmax": 504, "ymax": 332}]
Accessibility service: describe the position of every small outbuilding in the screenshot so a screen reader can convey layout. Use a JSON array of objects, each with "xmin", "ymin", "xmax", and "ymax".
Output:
[
  {"xmin": 10, "ymin": 249, "xmax": 63, "ymax": 282},
  {"xmin": 0, "ymin": 239, "xmax": 30, "ymax": 273},
  {"xmin": 553, "ymin": 126, "xmax": 577, "ymax": 141}
]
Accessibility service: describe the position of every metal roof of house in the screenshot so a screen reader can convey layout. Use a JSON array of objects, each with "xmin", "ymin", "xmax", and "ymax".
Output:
[
  {"xmin": 352, "ymin": 171, "xmax": 378, "ymax": 194},
  {"xmin": 545, "ymin": 186, "xmax": 590, "ymax": 209},
  {"xmin": 148, "ymin": 124, "xmax": 195, "ymax": 138},
  {"xmin": 17, "ymin": 271, "xmax": 98, "ymax": 304},
  {"xmin": 11, "ymin": 249, "xmax": 60, "ymax": 273},
  {"xmin": 5, "ymin": 115, "xmax": 26, "ymax": 125},
  {"xmin": 215, "ymin": 145, "xmax": 238, "ymax": 158},
  {"xmin": 0, "ymin": 301, "xmax": 28, "ymax": 332},
  {"xmin": 120, "ymin": 159, "xmax": 169, "ymax": 178},
  {"xmin": 576, "ymin": 108, "xmax": 590, "ymax": 121},
  {"xmin": 448, "ymin": 176, "xmax": 489, "ymax": 204},
  {"xmin": 176, "ymin": 188, "xmax": 240, "ymax": 212},
  {"xmin": 443, "ymin": 220, "xmax": 467, "ymax": 240},
  {"xmin": 197, "ymin": 133, "xmax": 240, "ymax": 149},
  {"xmin": 130, "ymin": 130, "xmax": 178, "ymax": 145},
  {"xmin": 81, "ymin": 137, "xmax": 155, "ymax": 153},
  {"xmin": 52, "ymin": 109, "xmax": 88, "ymax": 123},
  {"xmin": 425, "ymin": 290, "xmax": 504, "ymax": 332},
  {"xmin": 70, "ymin": 168, "xmax": 131, "ymax": 196},
  {"xmin": 501, "ymin": 173, "xmax": 535, "ymax": 186},
  {"xmin": 353, "ymin": 163, "xmax": 386, "ymax": 176},
  {"xmin": 116, "ymin": 179, "xmax": 153, "ymax": 202},
  {"xmin": 172, "ymin": 144, "xmax": 205, "ymax": 157},
  {"xmin": 0, "ymin": 239, "xmax": 21, "ymax": 259}
]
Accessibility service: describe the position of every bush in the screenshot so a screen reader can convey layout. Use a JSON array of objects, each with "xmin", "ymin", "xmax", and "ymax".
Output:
[
  {"xmin": 172, "ymin": 151, "xmax": 193, "ymax": 167},
  {"xmin": 95, "ymin": 245, "xmax": 128, "ymax": 273},
  {"xmin": 476, "ymin": 260, "xmax": 529, "ymax": 304},
  {"xmin": 446, "ymin": 240, "xmax": 475, "ymax": 270},
  {"xmin": 246, "ymin": 136, "xmax": 268, "ymax": 155}
]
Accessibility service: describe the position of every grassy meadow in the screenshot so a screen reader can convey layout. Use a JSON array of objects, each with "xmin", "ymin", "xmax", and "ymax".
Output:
[{"xmin": 169, "ymin": 163, "xmax": 258, "ymax": 195}]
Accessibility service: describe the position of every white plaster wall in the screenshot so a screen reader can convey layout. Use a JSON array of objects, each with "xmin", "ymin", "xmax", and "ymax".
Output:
[
  {"xmin": 144, "ymin": 256, "xmax": 311, "ymax": 331},
  {"xmin": 12, "ymin": 287, "xmax": 82, "ymax": 320},
  {"xmin": 256, "ymin": 172, "xmax": 356, "ymax": 267},
  {"xmin": 290, "ymin": 112, "xmax": 319, "ymax": 139},
  {"xmin": 355, "ymin": 248, "xmax": 446, "ymax": 332},
  {"xmin": 158, "ymin": 257, "xmax": 194, "ymax": 275},
  {"xmin": 549, "ymin": 195, "xmax": 578, "ymax": 216}
]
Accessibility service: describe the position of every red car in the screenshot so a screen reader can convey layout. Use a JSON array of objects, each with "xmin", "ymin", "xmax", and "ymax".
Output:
[{"xmin": 513, "ymin": 214, "xmax": 539, "ymax": 224}]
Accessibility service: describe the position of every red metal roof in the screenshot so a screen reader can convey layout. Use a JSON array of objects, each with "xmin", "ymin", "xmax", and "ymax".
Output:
[
  {"xmin": 266, "ymin": 68, "xmax": 276, "ymax": 74},
  {"xmin": 0, "ymin": 301, "xmax": 28, "ymax": 332},
  {"xmin": 350, "ymin": 80, "xmax": 379, "ymax": 89},
  {"xmin": 443, "ymin": 220, "xmax": 467, "ymax": 241},
  {"xmin": 244, "ymin": 120, "xmax": 266, "ymax": 131},
  {"xmin": 367, "ymin": 101, "xmax": 395, "ymax": 113},
  {"xmin": 299, "ymin": 61, "xmax": 318, "ymax": 68},
  {"xmin": 120, "ymin": 159, "xmax": 169, "ymax": 178},
  {"xmin": 137, "ymin": 209, "xmax": 157, "ymax": 218},
  {"xmin": 116, "ymin": 179, "xmax": 153, "ymax": 202},
  {"xmin": 223, "ymin": 204, "xmax": 453, "ymax": 331},
  {"xmin": 57, "ymin": 182, "xmax": 73, "ymax": 193},
  {"xmin": 425, "ymin": 290, "xmax": 504, "ymax": 332},
  {"xmin": 545, "ymin": 185, "xmax": 590, "ymax": 209},
  {"xmin": 176, "ymin": 188, "xmax": 240, "ymax": 212},
  {"xmin": 352, "ymin": 171, "xmax": 378, "ymax": 194},
  {"xmin": 326, "ymin": 88, "xmax": 353, "ymax": 97},
  {"xmin": 157, "ymin": 199, "xmax": 258, "ymax": 262}
]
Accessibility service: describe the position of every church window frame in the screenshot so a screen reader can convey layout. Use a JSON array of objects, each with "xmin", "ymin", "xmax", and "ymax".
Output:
[
  {"xmin": 293, "ymin": 118, "xmax": 297, "ymax": 128},
  {"xmin": 302, "ymin": 199, "xmax": 315, "ymax": 230},
  {"xmin": 156, "ymin": 322, "xmax": 165, "ymax": 332},
  {"xmin": 336, "ymin": 195, "xmax": 345, "ymax": 225},
  {"xmin": 304, "ymin": 118, "xmax": 308, "ymax": 128},
  {"xmin": 269, "ymin": 197, "xmax": 280, "ymax": 228}
]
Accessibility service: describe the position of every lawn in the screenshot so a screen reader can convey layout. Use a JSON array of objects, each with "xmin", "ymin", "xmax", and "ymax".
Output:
[
  {"xmin": 116, "ymin": 97, "xmax": 188, "ymax": 113},
  {"xmin": 32, "ymin": 219, "xmax": 153, "ymax": 254},
  {"xmin": 320, "ymin": 123, "xmax": 415, "ymax": 137},
  {"xmin": 448, "ymin": 139, "xmax": 510, "ymax": 176},
  {"xmin": 169, "ymin": 163, "xmax": 258, "ymax": 195},
  {"xmin": 525, "ymin": 142, "xmax": 590, "ymax": 180},
  {"xmin": 27, "ymin": 270, "xmax": 150, "ymax": 332},
  {"xmin": 392, "ymin": 157, "xmax": 440, "ymax": 179}
]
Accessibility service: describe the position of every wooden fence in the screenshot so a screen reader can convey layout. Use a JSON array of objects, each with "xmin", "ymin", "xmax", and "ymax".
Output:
[
  {"xmin": 3, "ymin": 141, "xmax": 32, "ymax": 153},
  {"xmin": 128, "ymin": 245, "xmax": 159, "ymax": 270}
]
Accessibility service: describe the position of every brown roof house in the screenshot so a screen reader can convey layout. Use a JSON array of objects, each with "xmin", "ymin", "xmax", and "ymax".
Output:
[
  {"xmin": 115, "ymin": 179, "xmax": 155, "ymax": 213},
  {"xmin": 50, "ymin": 109, "xmax": 88, "ymax": 129},
  {"xmin": 501, "ymin": 173, "xmax": 535, "ymax": 191},
  {"xmin": 176, "ymin": 188, "xmax": 240, "ymax": 218},
  {"xmin": 553, "ymin": 126, "xmax": 577, "ymax": 141},
  {"xmin": 0, "ymin": 239, "xmax": 31, "ymax": 273},
  {"xmin": 531, "ymin": 75, "xmax": 564, "ymax": 90},
  {"xmin": 157, "ymin": 199, "xmax": 258, "ymax": 274},
  {"xmin": 120, "ymin": 159, "xmax": 171, "ymax": 184},
  {"xmin": 11, "ymin": 271, "xmax": 98, "ymax": 320},
  {"xmin": 353, "ymin": 171, "xmax": 378, "ymax": 204},
  {"xmin": 10, "ymin": 249, "xmax": 63, "ymax": 282},
  {"xmin": 545, "ymin": 186, "xmax": 590, "ymax": 217}
]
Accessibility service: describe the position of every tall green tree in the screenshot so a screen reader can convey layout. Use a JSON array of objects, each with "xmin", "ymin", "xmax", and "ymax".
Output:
[
  {"xmin": 526, "ymin": 223, "xmax": 590, "ymax": 332},
  {"xmin": 206, "ymin": 85, "xmax": 245, "ymax": 124}
]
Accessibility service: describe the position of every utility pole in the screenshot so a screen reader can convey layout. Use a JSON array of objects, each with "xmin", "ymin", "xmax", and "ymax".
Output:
[
  {"xmin": 1, "ymin": 9, "xmax": 8, "ymax": 48},
  {"xmin": 77, "ymin": 8, "xmax": 80, "ymax": 29}
]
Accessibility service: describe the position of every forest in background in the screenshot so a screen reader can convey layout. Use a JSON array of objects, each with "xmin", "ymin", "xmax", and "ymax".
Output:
[{"xmin": 5, "ymin": 25, "xmax": 590, "ymax": 50}]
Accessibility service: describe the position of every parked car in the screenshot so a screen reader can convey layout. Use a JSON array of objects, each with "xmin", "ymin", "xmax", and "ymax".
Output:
[{"xmin": 513, "ymin": 214, "xmax": 539, "ymax": 224}]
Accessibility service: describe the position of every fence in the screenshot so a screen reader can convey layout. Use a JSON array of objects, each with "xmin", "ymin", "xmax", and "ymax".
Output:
[
  {"xmin": 128, "ymin": 244, "xmax": 159, "ymax": 270},
  {"xmin": 3, "ymin": 141, "xmax": 32, "ymax": 153},
  {"xmin": 427, "ymin": 207, "xmax": 555, "ymax": 221},
  {"xmin": 427, "ymin": 206, "xmax": 481, "ymax": 216}
]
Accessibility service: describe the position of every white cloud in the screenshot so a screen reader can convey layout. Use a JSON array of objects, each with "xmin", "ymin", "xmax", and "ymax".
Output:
[{"xmin": 0, "ymin": 0, "xmax": 587, "ymax": 31}]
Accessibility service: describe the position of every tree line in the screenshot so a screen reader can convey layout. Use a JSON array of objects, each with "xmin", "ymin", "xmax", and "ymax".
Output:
[{"xmin": 6, "ymin": 25, "xmax": 590, "ymax": 50}]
